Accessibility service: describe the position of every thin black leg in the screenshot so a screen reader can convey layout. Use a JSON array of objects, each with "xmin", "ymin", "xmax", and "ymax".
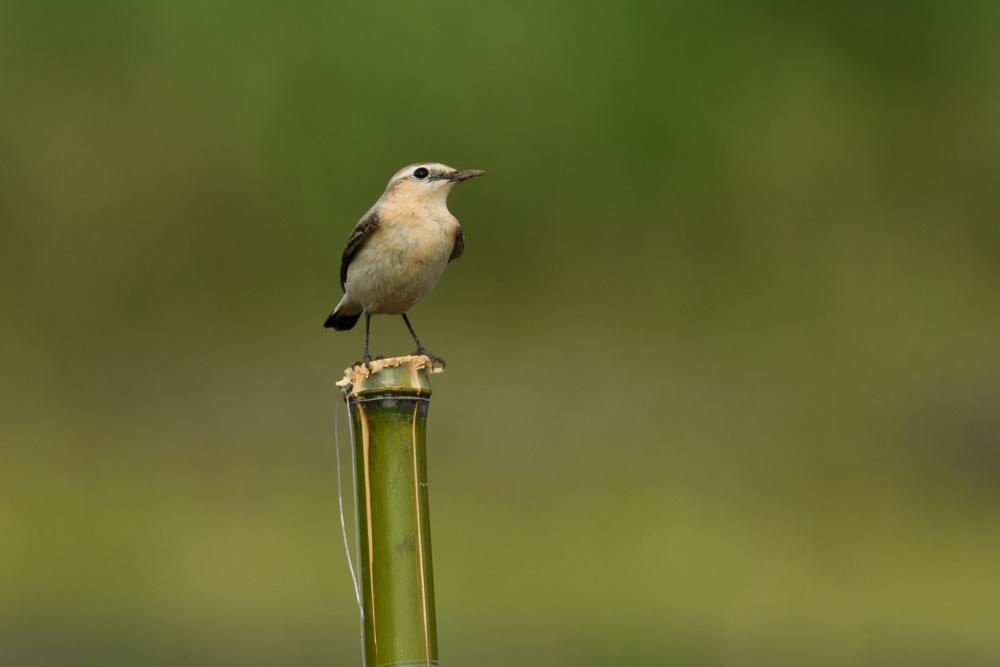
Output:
[
  {"xmin": 363, "ymin": 312, "xmax": 371, "ymax": 362},
  {"xmin": 401, "ymin": 313, "xmax": 445, "ymax": 368},
  {"xmin": 401, "ymin": 313, "xmax": 425, "ymax": 352}
]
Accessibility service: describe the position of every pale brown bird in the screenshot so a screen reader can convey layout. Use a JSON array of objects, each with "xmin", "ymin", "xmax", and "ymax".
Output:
[{"xmin": 324, "ymin": 162, "xmax": 484, "ymax": 366}]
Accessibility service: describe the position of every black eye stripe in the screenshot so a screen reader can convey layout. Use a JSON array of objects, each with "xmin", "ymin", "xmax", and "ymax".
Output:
[{"xmin": 413, "ymin": 167, "xmax": 430, "ymax": 179}]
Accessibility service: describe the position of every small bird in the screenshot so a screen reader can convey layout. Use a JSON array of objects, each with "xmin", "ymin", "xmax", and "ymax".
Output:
[{"xmin": 324, "ymin": 162, "xmax": 484, "ymax": 366}]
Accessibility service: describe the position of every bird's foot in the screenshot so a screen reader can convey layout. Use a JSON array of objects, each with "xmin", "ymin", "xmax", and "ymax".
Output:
[
  {"xmin": 413, "ymin": 348, "xmax": 446, "ymax": 370},
  {"xmin": 352, "ymin": 354, "xmax": 373, "ymax": 372}
]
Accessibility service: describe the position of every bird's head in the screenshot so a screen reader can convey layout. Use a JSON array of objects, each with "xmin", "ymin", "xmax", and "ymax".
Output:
[{"xmin": 382, "ymin": 162, "xmax": 484, "ymax": 206}]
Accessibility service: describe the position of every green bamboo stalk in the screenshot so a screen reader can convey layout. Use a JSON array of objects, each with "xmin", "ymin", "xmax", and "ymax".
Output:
[{"xmin": 342, "ymin": 358, "xmax": 439, "ymax": 667}]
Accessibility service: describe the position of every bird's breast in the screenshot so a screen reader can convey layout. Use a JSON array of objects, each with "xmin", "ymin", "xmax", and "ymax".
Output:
[{"xmin": 344, "ymin": 212, "xmax": 458, "ymax": 315}]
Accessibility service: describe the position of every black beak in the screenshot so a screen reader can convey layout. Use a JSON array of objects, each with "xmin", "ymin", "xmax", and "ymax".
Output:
[{"xmin": 447, "ymin": 169, "xmax": 485, "ymax": 182}]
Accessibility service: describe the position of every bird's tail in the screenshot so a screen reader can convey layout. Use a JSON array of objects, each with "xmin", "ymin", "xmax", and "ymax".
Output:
[{"xmin": 324, "ymin": 296, "xmax": 362, "ymax": 331}]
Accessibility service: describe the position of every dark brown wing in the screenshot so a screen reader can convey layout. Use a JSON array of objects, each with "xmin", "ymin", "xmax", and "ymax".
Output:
[
  {"xmin": 449, "ymin": 226, "xmax": 464, "ymax": 262},
  {"xmin": 340, "ymin": 210, "xmax": 380, "ymax": 290}
]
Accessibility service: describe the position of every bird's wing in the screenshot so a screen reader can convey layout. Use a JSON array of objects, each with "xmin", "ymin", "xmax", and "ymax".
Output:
[
  {"xmin": 340, "ymin": 210, "xmax": 380, "ymax": 290},
  {"xmin": 449, "ymin": 225, "xmax": 464, "ymax": 262}
]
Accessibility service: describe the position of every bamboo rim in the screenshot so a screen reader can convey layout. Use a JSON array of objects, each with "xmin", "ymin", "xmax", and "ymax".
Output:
[{"xmin": 337, "ymin": 355, "xmax": 444, "ymax": 397}]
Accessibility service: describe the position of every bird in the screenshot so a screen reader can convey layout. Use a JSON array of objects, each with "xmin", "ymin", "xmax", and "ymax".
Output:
[{"xmin": 323, "ymin": 162, "xmax": 484, "ymax": 367}]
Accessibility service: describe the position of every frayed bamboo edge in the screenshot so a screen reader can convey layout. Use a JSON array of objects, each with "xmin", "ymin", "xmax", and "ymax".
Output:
[{"xmin": 336, "ymin": 355, "xmax": 444, "ymax": 397}]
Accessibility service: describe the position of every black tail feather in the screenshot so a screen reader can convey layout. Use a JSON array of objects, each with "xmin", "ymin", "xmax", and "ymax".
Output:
[{"xmin": 324, "ymin": 310, "xmax": 361, "ymax": 331}]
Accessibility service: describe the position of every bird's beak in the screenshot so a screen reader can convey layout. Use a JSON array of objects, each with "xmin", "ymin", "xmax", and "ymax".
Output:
[{"xmin": 447, "ymin": 169, "xmax": 485, "ymax": 182}]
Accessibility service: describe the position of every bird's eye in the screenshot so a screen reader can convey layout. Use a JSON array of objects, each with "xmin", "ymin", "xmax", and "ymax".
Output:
[{"xmin": 413, "ymin": 167, "xmax": 430, "ymax": 179}]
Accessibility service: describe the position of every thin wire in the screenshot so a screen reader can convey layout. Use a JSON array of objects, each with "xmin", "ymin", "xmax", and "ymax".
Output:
[
  {"xmin": 344, "ymin": 391, "xmax": 367, "ymax": 666},
  {"xmin": 335, "ymin": 389, "xmax": 362, "ymax": 606}
]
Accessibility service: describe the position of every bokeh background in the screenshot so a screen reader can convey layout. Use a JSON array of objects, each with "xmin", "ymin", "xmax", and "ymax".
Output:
[{"xmin": 3, "ymin": 1, "xmax": 1000, "ymax": 665}]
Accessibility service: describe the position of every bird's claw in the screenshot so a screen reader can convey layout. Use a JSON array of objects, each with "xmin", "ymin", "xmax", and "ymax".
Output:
[
  {"xmin": 352, "ymin": 355, "xmax": 373, "ymax": 372},
  {"xmin": 413, "ymin": 348, "xmax": 446, "ymax": 370}
]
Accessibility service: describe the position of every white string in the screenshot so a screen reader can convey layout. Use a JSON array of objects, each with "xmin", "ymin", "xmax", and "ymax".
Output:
[{"xmin": 335, "ymin": 389, "xmax": 362, "ymax": 608}]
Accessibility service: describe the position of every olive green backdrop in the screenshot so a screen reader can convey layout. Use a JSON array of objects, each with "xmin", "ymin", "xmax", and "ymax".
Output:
[{"xmin": 2, "ymin": 1, "xmax": 999, "ymax": 665}]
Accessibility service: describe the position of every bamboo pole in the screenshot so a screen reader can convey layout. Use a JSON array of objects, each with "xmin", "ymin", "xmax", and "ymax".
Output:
[{"xmin": 338, "ymin": 356, "xmax": 443, "ymax": 667}]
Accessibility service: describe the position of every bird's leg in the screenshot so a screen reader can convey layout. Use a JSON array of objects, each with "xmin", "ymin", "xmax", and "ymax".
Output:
[
  {"xmin": 363, "ymin": 312, "xmax": 372, "ymax": 367},
  {"xmin": 401, "ymin": 313, "xmax": 445, "ymax": 368},
  {"xmin": 354, "ymin": 312, "xmax": 373, "ymax": 371}
]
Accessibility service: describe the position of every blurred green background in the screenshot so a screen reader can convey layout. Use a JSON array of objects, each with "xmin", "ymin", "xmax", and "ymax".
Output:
[{"xmin": 2, "ymin": 1, "xmax": 999, "ymax": 665}]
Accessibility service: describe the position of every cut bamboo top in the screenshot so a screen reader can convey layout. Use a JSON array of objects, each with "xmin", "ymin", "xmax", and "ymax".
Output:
[{"xmin": 337, "ymin": 355, "xmax": 443, "ymax": 398}]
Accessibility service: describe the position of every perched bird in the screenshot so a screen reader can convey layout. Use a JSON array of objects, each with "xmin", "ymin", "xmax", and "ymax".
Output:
[{"xmin": 324, "ymin": 162, "xmax": 484, "ymax": 366}]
